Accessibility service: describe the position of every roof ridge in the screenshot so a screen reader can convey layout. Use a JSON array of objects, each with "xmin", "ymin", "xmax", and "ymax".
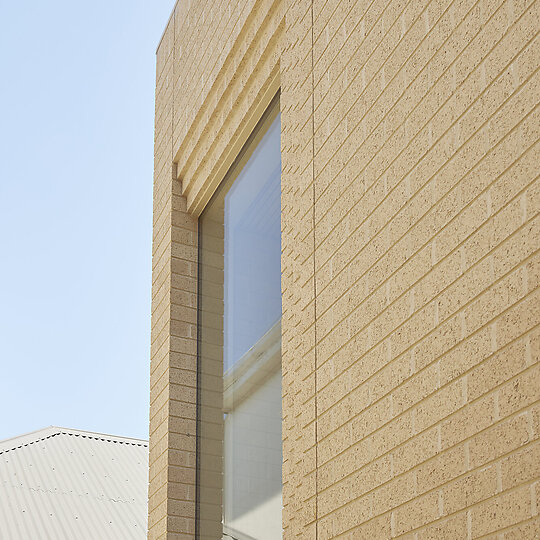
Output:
[{"xmin": 0, "ymin": 429, "xmax": 148, "ymax": 455}]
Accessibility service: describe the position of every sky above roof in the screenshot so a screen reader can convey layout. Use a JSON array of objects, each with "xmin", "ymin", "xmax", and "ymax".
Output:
[{"xmin": 0, "ymin": 0, "xmax": 176, "ymax": 440}]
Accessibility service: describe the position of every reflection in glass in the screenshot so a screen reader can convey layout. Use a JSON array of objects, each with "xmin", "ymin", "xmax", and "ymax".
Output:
[{"xmin": 198, "ymin": 98, "xmax": 282, "ymax": 540}]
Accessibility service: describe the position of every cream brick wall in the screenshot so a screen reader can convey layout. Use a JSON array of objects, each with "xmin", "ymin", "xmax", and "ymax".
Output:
[
  {"xmin": 150, "ymin": 12, "xmax": 198, "ymax": 539},
  {"xmin": 151, "ymin": 0, "xmax": 540, "ymax": 537}
]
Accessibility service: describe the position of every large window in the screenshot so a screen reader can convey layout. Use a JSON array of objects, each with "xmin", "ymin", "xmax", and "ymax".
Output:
[{"xmin": 197, "ymin": 97, "xmax": 282, "ymax": 540}]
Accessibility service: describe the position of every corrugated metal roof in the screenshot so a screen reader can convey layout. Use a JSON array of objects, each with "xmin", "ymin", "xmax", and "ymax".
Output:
[{"xmin": 0, "ymin": 426, "xmax": 148, "ymax": 539}]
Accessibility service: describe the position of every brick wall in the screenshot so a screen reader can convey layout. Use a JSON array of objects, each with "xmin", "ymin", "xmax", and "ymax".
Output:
[
  {"xmin": 151, "ymin": 0, "xmax": 540, "ymax": 537},
  {"xmin": 149, "ymin": 14, "xmax": 198, "ymax": 539}
]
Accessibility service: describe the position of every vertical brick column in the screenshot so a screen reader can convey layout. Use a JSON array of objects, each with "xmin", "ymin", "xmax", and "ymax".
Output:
[
  {"xmin": 149, "ymin": 8, "xmax": 198, "ymax": 539},
  {"xmin": 280, "ymin": 0, "xmax": 318, "ymax": 537}
]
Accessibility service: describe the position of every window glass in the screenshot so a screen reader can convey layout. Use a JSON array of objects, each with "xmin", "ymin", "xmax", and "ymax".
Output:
[
  {"xmin": 197, "ymin": 98, "xmax": 282, "ymax": 540},
  {"xmin": 224, "ymin": 113, "xmax": 281, "ymax": 370}
]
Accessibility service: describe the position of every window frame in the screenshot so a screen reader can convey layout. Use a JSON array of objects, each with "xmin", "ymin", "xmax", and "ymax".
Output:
[{"xmin": 195, "ymin": 93, "xmax": 282, "ymax": 540}]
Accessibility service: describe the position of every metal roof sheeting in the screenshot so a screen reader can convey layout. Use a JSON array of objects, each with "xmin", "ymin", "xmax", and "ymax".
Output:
[{"xmin": 0, "ymin": 426, "xmax": 148, "ymax": 539}]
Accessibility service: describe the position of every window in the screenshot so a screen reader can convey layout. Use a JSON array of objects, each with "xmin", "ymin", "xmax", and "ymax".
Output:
[{"xmin": 197, "ymin": 97, "xmax": 282, "ymax": 540}]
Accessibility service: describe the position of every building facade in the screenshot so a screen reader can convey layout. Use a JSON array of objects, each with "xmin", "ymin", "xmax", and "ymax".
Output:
[{"xmin": 149, "ymin": 0, "xmax": 540, "ymax": 538}]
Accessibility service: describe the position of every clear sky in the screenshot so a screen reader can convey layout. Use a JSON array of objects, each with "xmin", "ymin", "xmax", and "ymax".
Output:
[{"xmin": 0, "ymin": 0, "xmax": 176, "ymax": 441}]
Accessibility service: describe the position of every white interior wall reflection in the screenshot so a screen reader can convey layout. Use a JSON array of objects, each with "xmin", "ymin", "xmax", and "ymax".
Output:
[
  {"xmin": 198, "ymin": 103, "xmax": 282, "ymax": 540},
  {"xmin": 224, "ymin": 370, "xmax": 282, "ymax": 540}
]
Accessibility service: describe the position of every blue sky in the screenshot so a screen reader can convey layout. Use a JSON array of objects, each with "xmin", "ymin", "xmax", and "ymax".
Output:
[{"xmin": 0, "ymin": 0, "xmax": 176, "ymax": 441}]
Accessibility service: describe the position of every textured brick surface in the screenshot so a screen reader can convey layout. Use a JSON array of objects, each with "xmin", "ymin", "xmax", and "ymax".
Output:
[
  {"xmin": 149, "ymin": 11, "xmax": 198, "ymax": 540},
  {"xmin": 152, "ymin": 0, "xmax": 540, "ymax": 537}
]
